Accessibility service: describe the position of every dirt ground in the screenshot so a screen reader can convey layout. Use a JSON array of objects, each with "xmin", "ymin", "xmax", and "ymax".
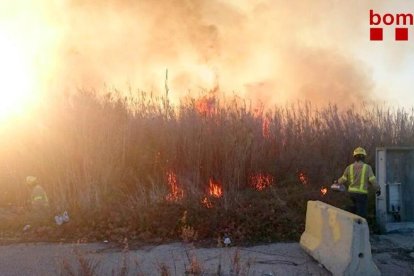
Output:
[{"xmin": 0, "ymin": 233, "xmax": 412, "ymax": 275}]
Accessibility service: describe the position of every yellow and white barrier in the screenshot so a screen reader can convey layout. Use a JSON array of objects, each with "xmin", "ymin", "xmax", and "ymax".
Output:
[{"xmin": 300, "ymin": 201, "xmax": 380, "ymax": 276}]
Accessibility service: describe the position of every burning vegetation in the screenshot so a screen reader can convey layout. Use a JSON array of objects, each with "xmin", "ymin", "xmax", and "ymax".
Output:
[
  {"xmin": 1, "ymin": 91, "xmax": 412, "ymax": 243},
  {"xmin": 165, "ymin": 171, "xmax": 183, "ymax": 202},
  {"xmin": 0, "ymin": 0, "xmax": 411, "ymax": 245},
  {"xmin": 201, "ymin": 178, "xmax": 223, "ymax": 208},
  {"xmin": 250, "ymin": 173, "xmax": 274, "ymax": 191},
  {"xmin": 201, "ymin": 197, "xmax": 214, "ymax": 209},
  {"xmin": 195, "ymin": 95, "xmax": 217, "ymax": 117},
  {"xmin": 208, "ymin": 178, "xmax": 223, "ymax": 198},
  {"xmin": 298, "ymin": 172, "xmax": 309, "ymax": 185}
]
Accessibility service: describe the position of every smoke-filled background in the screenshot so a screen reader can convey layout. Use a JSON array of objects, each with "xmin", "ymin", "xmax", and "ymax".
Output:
[
  {"xmin": 2, "ymin": 0, "xmax": 414, "ymax": 111},
  {"xmin": 3, "ymin": 0, "xmax": 414, "ymax": 243}
]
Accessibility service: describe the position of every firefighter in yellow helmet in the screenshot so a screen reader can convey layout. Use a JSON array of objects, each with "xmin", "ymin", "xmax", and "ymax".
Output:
[
  {"xmin": 335, "ymin": 147, "xmax": 380, "ymax": 219},
  {"xmin": 26, "ymin": 176, "xmax": 49, "ymax": 222}
]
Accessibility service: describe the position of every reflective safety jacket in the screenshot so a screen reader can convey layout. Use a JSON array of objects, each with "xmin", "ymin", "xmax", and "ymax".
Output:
[
  {"xmin": 31, "ymin": 185, "xmax": 49, "ymax": 207},
  {"xmin": 338, "ymin": 161, "xmax": 378, "ymax": 194}
]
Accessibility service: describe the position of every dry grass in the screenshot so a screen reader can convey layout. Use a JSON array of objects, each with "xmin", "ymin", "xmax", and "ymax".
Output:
[
  {"xmin": 1, "ymin": 89, "xmax": 413, "ymax": 242},
  {"xmin": 61, "ymin": 246, "xmax": 100, "ymax": 276},
  {"xmin": 60, "ymin": 241, "xmax": 255, "ymax": 276}
]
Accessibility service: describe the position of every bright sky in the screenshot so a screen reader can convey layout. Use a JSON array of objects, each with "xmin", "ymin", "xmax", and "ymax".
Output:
[
  {"xmin": 1, "ymin": 0, "xmax": 414, "ymax": 122},
  {"xmin": 354, "ymin": 1, "xmax": 414, "ymax": 107}
]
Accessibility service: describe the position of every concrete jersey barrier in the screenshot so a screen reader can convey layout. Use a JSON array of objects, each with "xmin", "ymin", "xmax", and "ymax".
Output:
[{"xmin": 300, "ymin": 200, "xmax": 380, "ymax": 276}]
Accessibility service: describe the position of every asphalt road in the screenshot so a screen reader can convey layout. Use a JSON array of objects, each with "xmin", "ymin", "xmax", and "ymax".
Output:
[
  {"xmin": 0, "ymin": 233, "xmax": 412, "ymax": 275},
  {"xmin": 0, "ymin": 242, "xmax": 328, "ymax": 275}
]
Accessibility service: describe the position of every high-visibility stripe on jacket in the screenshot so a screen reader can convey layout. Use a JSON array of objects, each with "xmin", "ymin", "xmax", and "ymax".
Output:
[
  {"xmin": 31, "ymin": 185, "xmax": 49, "ymax": 207},
  {"xmin": 338, "ymin": 161, "xmax": 377, "ymax": 194}
]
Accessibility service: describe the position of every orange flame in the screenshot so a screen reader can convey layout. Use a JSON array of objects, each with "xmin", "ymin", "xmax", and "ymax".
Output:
[
  {"xmin": 250, "ymin": 173, "xmax": 273, "ymax": 191},
  {"xmin": 320, "ymin": 187, "xmax": 328, "ymax": 196},
  {"xmin": 165, "ymin": 171, "xmax": 184, "ymax": 201},
  {"xmin": 195, "ymin": 96, "xmax": 216, "ymax": 116},
  {"xmin": 252, "ymin": 108, "xmax": 270, "ymax": 139},
  {"xmin": 209, "ymin": 178, "xmax": 223, "ymax": 198},
  {"xmin": 298, "ymin": 171, "xmax": 308, "ymax": 185}
]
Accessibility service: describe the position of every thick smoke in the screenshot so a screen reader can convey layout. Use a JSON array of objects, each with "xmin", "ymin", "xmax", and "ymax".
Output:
[{"xmin": 8, "ymin": 0, "xmax": 402, "ymax": 106}]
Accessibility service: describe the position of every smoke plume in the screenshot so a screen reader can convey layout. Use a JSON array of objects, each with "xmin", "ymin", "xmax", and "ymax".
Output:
[{"xmin": 3, "ymin": 0, "xmax": 400, "ymax": 107}]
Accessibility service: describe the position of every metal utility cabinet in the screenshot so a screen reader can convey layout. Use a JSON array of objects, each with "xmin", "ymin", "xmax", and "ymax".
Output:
[{"xmin": 376, "ymin": 147, "xmax": 414, "ymax": 233}]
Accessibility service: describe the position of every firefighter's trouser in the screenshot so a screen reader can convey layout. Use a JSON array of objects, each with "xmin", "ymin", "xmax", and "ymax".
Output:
[{"xmin": 349, "ymin": 192, "xmax": 368, "ymax": 219}]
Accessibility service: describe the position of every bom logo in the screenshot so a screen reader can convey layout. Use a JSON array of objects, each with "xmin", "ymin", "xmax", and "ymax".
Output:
[{"xmin": 370, "ymin": 9, "xmax": 414, "ymax": 41}]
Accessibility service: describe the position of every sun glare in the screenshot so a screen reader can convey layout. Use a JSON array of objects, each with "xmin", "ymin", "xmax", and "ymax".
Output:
[{"xmin": 0, "ymin": 32, "xmax": 34, "ymax": 121}]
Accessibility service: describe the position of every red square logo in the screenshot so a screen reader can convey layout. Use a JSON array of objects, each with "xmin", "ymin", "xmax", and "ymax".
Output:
[
  {"xmin": 370, "ymin": 28, "xmax": 383, "ymax": 41},
  {"xmin": 395, "ymin": 28, "xmax": 408, "ymax": 41}
]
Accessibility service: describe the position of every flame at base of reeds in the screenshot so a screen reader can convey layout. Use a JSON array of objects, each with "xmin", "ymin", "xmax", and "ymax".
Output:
[
  {"xmin": 208, "ymin": 178, "xmax": 223, "ymax": 198},
  {"xmin": 250, "ymin": 173, "xmax": 274, "ymax": 191},
  {"xmin": 165, "ymin": 171, "xmax": 184, "ymax": 202},
  {"xmin": 201, "ymin": 178, "xmax": 223, "ymax": 208},
  {"xmin": 298, "ymin": 171, "xmax": 309, "ymax": 185}
]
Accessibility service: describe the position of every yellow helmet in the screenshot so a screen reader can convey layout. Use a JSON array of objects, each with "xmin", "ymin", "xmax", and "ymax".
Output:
[
  {"xmin": 26, "ymin": 176, "xmax": 38, "ymax": 185},
  {"xmin": 353, "ymin": 147, "xmax": 367, "ymax": 156}
]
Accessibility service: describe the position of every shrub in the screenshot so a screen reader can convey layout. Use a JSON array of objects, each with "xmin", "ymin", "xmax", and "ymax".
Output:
[{"xmin": 1, "ymin": 89, "xmax": 413, "ymax": 242}]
